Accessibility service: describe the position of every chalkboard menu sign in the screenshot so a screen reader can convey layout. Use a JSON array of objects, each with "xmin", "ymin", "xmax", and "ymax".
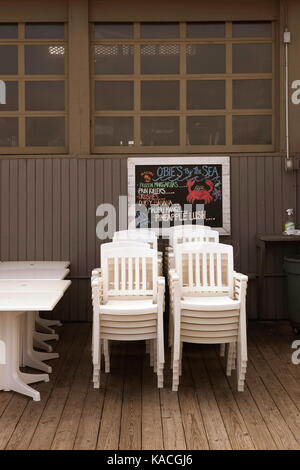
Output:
[{"xmin": 128, "ymin": 157, "xmax": 230, "ymax": 235}]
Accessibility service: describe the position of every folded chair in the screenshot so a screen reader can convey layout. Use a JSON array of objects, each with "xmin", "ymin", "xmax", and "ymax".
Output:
[
  {"xmin": 169, "ymin": 242, "xmax": 248, "ymax": 392},
  {"xmin": 92, "ymin": 245, "xmax": 165, "ymax": 388}
]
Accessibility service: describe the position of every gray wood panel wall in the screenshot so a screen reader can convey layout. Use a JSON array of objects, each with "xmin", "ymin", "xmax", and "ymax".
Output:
[{"xmin": 0, "ymin": 157, "xmax": 295, "ymax": 321}]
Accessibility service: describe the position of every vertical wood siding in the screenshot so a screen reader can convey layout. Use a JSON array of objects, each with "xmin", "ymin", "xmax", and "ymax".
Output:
[{"xmin": 0, "ymin": 156, "xmax": 295, "ymax": 321}]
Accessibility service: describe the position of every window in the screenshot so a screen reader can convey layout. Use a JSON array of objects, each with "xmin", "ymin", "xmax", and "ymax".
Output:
[
  {"xmin": 0, "ymin": 23, "xmax": 67, "ymax": 153},
  {"xmin": 92, "ymin": 21, "xmax": 274, "ymax": 153}
]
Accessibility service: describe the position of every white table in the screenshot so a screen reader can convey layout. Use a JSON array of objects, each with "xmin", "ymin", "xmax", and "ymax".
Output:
[
  {"xmin": 0, "ymin": 282, "xmax": 70, "ymax": 401},
  {"xmin": 0, "ymin": 261, "xmax": 70, "ymax": 270},
  {"xmin": 0, "ymin": 268, "xmax": 70, "ymax": 351},
  {"xmin": 0, "ymin": 280, "xmax": 71, "ymax": 374}
]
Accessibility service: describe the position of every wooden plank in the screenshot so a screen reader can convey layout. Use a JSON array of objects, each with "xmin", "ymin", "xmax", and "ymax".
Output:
[
  {"xmin": 52, "ymin": 159, "xmax": 61, "ymax": 261},
  {"xmin": 78, "ymin": 160, "xmax": 87, "ymax": 277},
  {"xmin": 160, "ymin": 362, "xmax": 186, "ymax": 450},
  {"xmin": 28, "ymin": 324, "xmax": 90, "ymax": 450},
  {"xmin": 35, "ymin": 159, "xmax": 44, "ymax": 260},
  {"xmin": 18, "ymin": 159, "xmax": 27, "ymax": 261},
  {"xmin": 97, "ymin": 343, "xmax": 126, "ymax": 450},
  {"xmin": 9, "ymin": 160, "xmax": 18, "ymax": 260},
  {"xmin": 178, "ymin": 357, "xmax": 209, "ymax": 450},
  {"xmin": 204, "ymin": 357, "xmax": 255, "ymax": 450},
  {"xmin": 218, "ymin": 349, "xmax": 277, "ymax": 450},
  {"xmin": 86, "ymin": 159, "xmax": 96, "ymax": 274},
  {"xmin": 244, "ymin": 360, "xmax": 299, "ymax": 449},
  {"xmin": 51, "ymin": 330, "xmax": 92, "ymax": 450},
  {"xmin": 0, "ymin": 160, "xmax": 10, "ymax": 260},
  {"xmin": 5, "ymin": 324, "xmax": 76, "ymax": 450},
  {"xmin": 248, "ymin": 337, "xmax": 300, "ymax": 447},
  {"xmin": 189, "ymin": 353, "xmax": 231, "ymax": 450},
  {"xmin": 119, "ymin": 343, "xmax": 142, "ymax": 450},
  {"xmin": 141, "ymin": 352, "xmax": 163, "ymax": 450},
  {"xmin": 74, "ymin": 375, "xmax": 107, "ymax": 450},
  {"xmin": 44, "ymin": 159, "xmax": 53, "ymax": 260},
  {"xmin": 26, "ymin": 160, "xmax": 36, "ymax": 260}
]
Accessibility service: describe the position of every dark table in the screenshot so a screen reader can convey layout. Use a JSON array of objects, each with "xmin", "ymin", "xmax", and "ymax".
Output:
[{"xmin": 256, "ymin": 234, "xmax": 300, "ymax": 320}]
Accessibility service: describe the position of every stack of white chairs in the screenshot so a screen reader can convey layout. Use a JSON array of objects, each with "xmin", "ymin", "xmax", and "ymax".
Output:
[
  {"xmin": 92, "ymin": 240, "xmax": 165, "ymax": 389},
  {"xmin": 169, "ymin": 242, "xmax": 248, "ymax": 392}
]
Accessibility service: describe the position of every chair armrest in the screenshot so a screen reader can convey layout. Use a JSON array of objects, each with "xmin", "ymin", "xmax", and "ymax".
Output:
[
  {"xmin": 233, "ymin": 271, "xmax": 248, "ymax": 301},
  {"xmin": 91, "ymin": 276, "xmax": 104, "ymax": 306},
  {"xmin": 91, "ymin": 267, "xmax": 102, "ymax": 279}
]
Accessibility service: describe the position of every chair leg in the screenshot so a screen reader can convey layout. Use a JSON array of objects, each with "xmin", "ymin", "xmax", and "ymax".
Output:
[
  {"xmin": 226, "ymin": 343, "xmax": 234, "ymax": 376},
  {"xmin": 220, "ymin": 343, "xmax": 226, "ymax": 357},
  {"xmin": 103, "ymin": 339, "xmax": 110, "ymax": 373},
  {"xmin": 93, "ymin": 339, "xmax": 101, "ymax": 389}
]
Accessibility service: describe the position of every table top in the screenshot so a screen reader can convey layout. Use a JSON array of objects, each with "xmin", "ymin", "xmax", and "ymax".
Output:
[
  {"xmin": 0, "ymin": 291, "xmax": 66, "ymax": 311},
  {"xmin": 0, "ymin": 261, "xmax": 70, "ymax": 270},
  {"xmin": 257, "ymin": 234, "xmax": 300, "ymax": 243},
  {"xmin": 0, "ymin": 280, "xmax": 71, "ymax": 293},
  {"xmin": 0, "ymin": 268, "xmax": 70, "ymax": 280}
]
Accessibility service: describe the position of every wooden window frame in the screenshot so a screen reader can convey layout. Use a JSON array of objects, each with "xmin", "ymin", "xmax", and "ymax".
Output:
[
  {"xmin": 91, "ymin": 21, "xmax": 275, "ymax": 154},
  {"xmin": 0, "ymin": 22, "xmax": 68, "ymax": 155}
]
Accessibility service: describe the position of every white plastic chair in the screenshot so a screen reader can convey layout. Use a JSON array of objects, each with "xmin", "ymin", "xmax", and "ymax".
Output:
[
  {"xmin": 165, "ymin": 225, "xmax": 212, "ymax": 273},
  {"xmin": 92, "ymin": 240, "xmax": 152, "ymax": 371},
  {"xmin": 92, "ymin": 245, "xmax": 165, "ymax": 389},
  {"xmin": 169, "ymin": 242, "xmax": 248, "ymax": 392},
  {"xmin": 113, "ymin": 229, "xmax": 163, "ymax": 275},
  {"xmin": 166, "ymin": 227, "xmax": 219, "ymax": 275}
]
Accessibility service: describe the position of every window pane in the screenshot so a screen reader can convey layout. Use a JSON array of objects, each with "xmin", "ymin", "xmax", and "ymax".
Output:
[
  {"xmin": 141, "ymin": 44, "xmax": 180, "ymax": 74},
  {"xmin": 187, "ymin": 22, "xmax": 225, "ymax": 38},
  {"xmin": 25, "ymin": 81, "xmax": 65, "ymax": 111},
  {"xmin": 141, "ymin": 81, "xmax": 179, "ymax": 110},
  {"xmin": 233, "ymin": 21, "xmax": 272, "ymax": 38},
  {"xmin": 25, "ymin": 45, "xmax": 65, "ymax": 74},
  {"xmin": 95, "ymin": 81, "xmax": 133, "ymax": 110},
  {"xmin": 0, "ymin": 118, "xmax": 18, "ymax": 146},
  {"xmin": 95, "ymin": 117, "xmax": 133, "ymax": 146},
  {"xmin": 233, "ymin": 44, "xmax": 272, "ymax": 73},
  {"xmin": 187, "ymin": 80, "xmax": 225, "ymax": 109},
  {"xmin": 0, "ymin": 46, "xmax": 18, "ymax": 74},
  {"xmin": 95, "ymin": 23, "xmax": 133, "ymax": 38},
  {"xmin": 141, "ymin": 22, "xmax": 179, "ymax": 38},
  {"xmin": 233, "ymin": 79, "xmax": 272, "ymax": 109},
  {"xmin": 94, "ymin": 45, "xmax": 133, "ymax": 74},
  {"xmin": 233, "ymin": 115, "xmax": 272, "ymax": 145},
  {"xmin": 0, "ymin": 82, "xmax": 18, "ymax": 110},
  {"xmin": 187, "ymin": 45, "xmax": 225, "ymax": 74},
  {"xmin": 0, "ymin": 24, "xmax": 18, "ymax": 38},
  {"xmin": 26, "ymin": 117, "xmax": 65, "ymax": 146},
  {"xmin": 25, "ymin": 23, "xmax": 65, "ymax": 39},
  {"xmin": 141, "ymin": 117, "xmax": 179, "ymax": 146},
  {"xmin": 187, "ymin": 116, "xmax": 225, "ymax": 145}
]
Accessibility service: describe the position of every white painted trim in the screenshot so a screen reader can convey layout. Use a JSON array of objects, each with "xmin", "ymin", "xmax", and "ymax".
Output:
[{"xmin": 128, "ymin": 156, "xmax": 231, "ymax": 236}]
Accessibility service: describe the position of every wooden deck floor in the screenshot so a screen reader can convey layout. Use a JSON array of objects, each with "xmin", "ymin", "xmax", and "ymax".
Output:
[{"xmin": 1, "ymin": 321, "xmax": 300, "ymax": 450}]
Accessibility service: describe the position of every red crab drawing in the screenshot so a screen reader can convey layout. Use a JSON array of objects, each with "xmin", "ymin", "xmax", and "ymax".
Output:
[{"xmin": 186, "ymin": 179, "xmax": 214, "ymax": 204}]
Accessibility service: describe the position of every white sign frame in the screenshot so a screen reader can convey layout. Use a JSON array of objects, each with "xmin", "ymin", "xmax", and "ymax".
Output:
[{"xmin": 128, "ymin": 156, "xmax": 231, "ymax": 236}]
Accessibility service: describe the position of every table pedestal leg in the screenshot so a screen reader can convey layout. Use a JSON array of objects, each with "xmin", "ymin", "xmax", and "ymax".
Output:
[
  {"xmin": 36, "ymin": 312, "xmax": 62, "ymax": 328},
  {"xmin": 33, "ymin": 336, "xmax": 53, "ymax": 352},
  {"xmin": 0, "ymin": 312, "xmax": 49, "ymax": 401},
  {"xmin": 23, "ymin": 312, "xmax": 59, "ymax": 374}
]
